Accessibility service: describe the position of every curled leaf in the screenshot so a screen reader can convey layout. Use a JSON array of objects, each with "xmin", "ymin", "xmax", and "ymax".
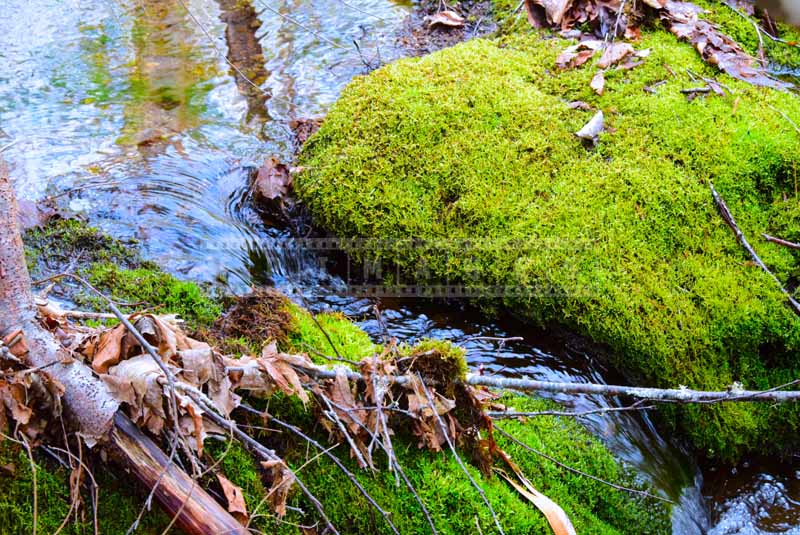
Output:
[
  {"xmin": 428, "ymin": 10, "xmax": 465, "ymax": 28},
  {"xmin": 217, "ymin": 473, "xmax": 248, "ymax": 523},
  {"xmin": 575, "ymin": 110, "xmax": 605, "ymax": 141}
]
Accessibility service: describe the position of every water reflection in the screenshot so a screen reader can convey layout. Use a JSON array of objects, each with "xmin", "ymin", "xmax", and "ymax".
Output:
[
  {"xmin": 217, "ymin": 0, "xmax": 271, "ymax": 124},
  {"xmin": 0, "ymin": 0, "xmax": 796, "ymax": 532}
]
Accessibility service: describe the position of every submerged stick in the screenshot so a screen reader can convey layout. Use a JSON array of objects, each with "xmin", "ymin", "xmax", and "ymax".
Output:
[{"xmin": 710, "ymin": 182, "xmax": 800, "ymax": 316}]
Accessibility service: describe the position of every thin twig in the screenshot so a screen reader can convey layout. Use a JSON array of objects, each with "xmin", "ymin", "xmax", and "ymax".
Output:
[
  {"xmin": 258, "ymin": 408, "xmax": 400, "ymax": 535},
  {"xmin": 417, "ymin": 375, "xmax": 505, "ymax": 535},
  {"xmin": 487, "ymin": 400, "xmax": 655, "ymax": 419},
  {"xmin": 198, "ymin": 400, "xmax": 340, "ymax": 535},
  {"xmin": 709, "ymin": 182, "xmax": 800, "ymax": 316},
  {"xmin": 316, "ymin": 397, "xmax": 438, "ymax": 535},
  {"xmin": 21, "ymin": 435, "xmax": 38, "ymax": 535},
  {"xmin": 762, "ymin": 233, "xmax": 800, "ymax": 250},
  {"xmin": 494, "ymin": 426, "xmax": 673, "ymax": 504}
]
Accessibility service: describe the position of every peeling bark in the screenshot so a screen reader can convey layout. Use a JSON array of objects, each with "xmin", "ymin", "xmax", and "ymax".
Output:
[
  {"xmin": 0, "ymin": 160, "xmax": 118, "ymax": 443},
  {"xmin": 0, "ymin": 160, "xmax": 245, "ymax": 534}
]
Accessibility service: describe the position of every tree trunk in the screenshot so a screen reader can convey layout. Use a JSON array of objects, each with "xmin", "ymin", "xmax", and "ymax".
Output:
[{"xmin": 0, "ymin": 160, "xmax": 245, "ymax": 535}]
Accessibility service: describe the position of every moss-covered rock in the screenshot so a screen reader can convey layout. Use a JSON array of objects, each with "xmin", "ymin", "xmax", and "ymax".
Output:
[{"xmin": 295, "ymin": 27, "xmax": 800, "ymax": 460}]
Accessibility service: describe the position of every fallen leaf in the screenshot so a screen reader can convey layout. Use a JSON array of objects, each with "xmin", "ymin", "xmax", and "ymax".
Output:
[
  {"xmin": 662, "ymin": 1, "xmax": 793, "ymax": 89},
  {"xmin": 255, "ymin": 157, "xmax": 293, "ymax": 202},
  {"xmin": 597, "ymin": 42, "xmax": 635, "ymax": 68},
  {"xmin": 289, "ymin": 118, "xmax": 322, "ymax": 147},
  {"xmin": 428, "ymin": 10, "xmax": 465, "ymax": 28},
  {"xmin": 590, "ymin": 70, "xmax": 606, "ymax": 94},
  {"xmin": 568, "ymin": 100, "xmax": 592, "ymax": 110},
  {"xmin": 91, "ymin": 324, "xmax": 127, "ymax": 374},
  {"xmin": 217, "ymin": 473, "xmax": 248, "ymax": 523},
  {"xmin": 575, "ymin": 110, "xmax": 604, "ymax": 141},
  {"xmin": 496, "ymin": 464, "xmax": 577, "ymax": 535},
  {"xmin": 526, "ymin": 0, "xmax": 574, "ymax": 25},
  {"xmin": 625, "ymin": 26, "xmax": 642, "ymax": 40}
]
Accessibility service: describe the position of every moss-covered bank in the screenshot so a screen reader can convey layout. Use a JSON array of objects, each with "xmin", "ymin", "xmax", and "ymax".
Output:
[
  {"xmin": 295, "ymin": 16, "xmax": 800, "ymax": 460},
  {"xmin": 3, "ymin": 221, "xmax": 669, "ymax": 533}
]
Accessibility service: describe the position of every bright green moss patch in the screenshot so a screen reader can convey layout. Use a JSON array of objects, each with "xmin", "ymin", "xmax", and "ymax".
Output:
[
  {"xmin": 24, "ymin": 218, "xmax": 140, "ymax": 276},
  {"xmin": 296, "ymin": 32, "xmax": 800, "ymax": 460},
  {"xmin": 285, "ymin": 303, "xmax": 377, "ymax": 361},
  {"xmin": 0, "ymin": 441, "xmax": 170, "ymax": 534},
  {"xmin": 262, "ymin": 394, "xmax": 669, "ymax": 535},
  {"xmin": 81, "ymin": 261, "xmax": 221, "ymax": 328}
]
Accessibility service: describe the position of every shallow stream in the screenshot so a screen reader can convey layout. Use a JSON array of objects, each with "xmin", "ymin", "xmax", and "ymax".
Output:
[{"xmin": 1, "ymin": 1, "xmax": 798, "ymax": 532}]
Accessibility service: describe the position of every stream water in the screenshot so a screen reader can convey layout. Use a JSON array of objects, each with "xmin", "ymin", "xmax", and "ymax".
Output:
[{"xmin": 1, "ymin": 0, "xmax": 797, "ymax": 533}]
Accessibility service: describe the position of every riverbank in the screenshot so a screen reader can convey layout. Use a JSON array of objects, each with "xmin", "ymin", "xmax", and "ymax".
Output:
[
  {"xmin": 294, "ymin": 1, "xmax": 800, "ymax": 462},
  {"xmin": 2, "ymin": 218, "xmax": 670, "ymax": 534}
]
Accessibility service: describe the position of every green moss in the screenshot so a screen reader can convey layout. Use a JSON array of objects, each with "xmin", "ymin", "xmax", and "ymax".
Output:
[
  {"xmin": 81, "ymin": 261, "xmax": 221, "ymax": 328},
  {"xmin": 285, "ymin": 303, "xmax": 377, "ymax": 362},
  {"xmin": 24, "ymin": 218, "xmax": 140, "ymax": 277},
  {"xmin": 252, "ymin": 310, "xmax": 669, "ymax": 534},
  {"xmin": 0, "ymin": 441, "xmax": 170, "ymax": 534},
  {"xmin": 296, "ymin": 31, "xmax": 800, "ymax": 460},
  {"xmin": 266, "ymin": 395, "xmax": 669, "ymax": 535}
]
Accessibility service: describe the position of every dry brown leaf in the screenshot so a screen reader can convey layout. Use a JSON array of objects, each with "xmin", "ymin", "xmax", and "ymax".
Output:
[
  {"xmin": 261, "ymin": 461, "xmax": 295, "ymax": 517},
  {"xmin": 597, "ymin": 42, "xmax": 635, "ymax": 68},
  {"xmin": 590, "ymin": 70, "xmax": 606, "ymax": 94},
  {"xmin": 103, "ymin": 355, "xmax": 167, "ymax": 435},
  {"xmin": 217, "ymin": 473, "xmax": 248, "ymax": 523},
  {"xmin": 497, "ymin": 467, "xmax": 577, "ymax": 535},
  {"xmin": 428, "ymin": 10, "xmax": 465, "ymax": 28},
  {"xmin": 662, "ymin": 1, "xmax": 793, "ymax": 89},
  {"xmin": 497, "ymin": 453, "xmax": 577, "ymax": 535},
  {"xmin": 255, "ymin": 157, "xmax": 292, "ymax": 202},
  {"xmin": 92, "ymin": 324, "xmax": 126, "ymax": 373},
  {"xmin": 527, "ymin": 0, "xmax": 574, "ymax": 25}
]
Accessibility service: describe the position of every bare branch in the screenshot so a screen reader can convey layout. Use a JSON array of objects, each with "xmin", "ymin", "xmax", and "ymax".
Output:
[{"xmin": 710, "ymin": 182, "xmax": 800, "ymax": 315}]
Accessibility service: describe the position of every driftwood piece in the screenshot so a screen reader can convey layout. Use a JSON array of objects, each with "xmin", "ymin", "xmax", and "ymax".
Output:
[{"xmin": 110, "ymin": 413, "xmax": 246, "ymax": 535}]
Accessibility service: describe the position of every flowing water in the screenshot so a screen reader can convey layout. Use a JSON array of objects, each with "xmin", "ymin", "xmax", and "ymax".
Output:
[{"xmin": 0, "ymin": 0, "xmax": 796, "ymax": 532}]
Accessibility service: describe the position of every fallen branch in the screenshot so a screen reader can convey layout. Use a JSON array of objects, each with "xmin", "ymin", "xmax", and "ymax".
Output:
[
  {"xmin": 293, "ymin": 363, "xmax": 800, "ymax": 403},
  {"xmin": 762, "ymin": 233, "xmax": 800, "ymax": 250},
  {"xmin": 709, "ymin": 182, "xmax": 800, "ymax": 315}
]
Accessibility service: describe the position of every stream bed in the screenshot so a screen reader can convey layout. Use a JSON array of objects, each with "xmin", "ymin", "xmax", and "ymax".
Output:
[{"xmin": 1, "ymin": 0, "xmax": 798, "ymax": 533}]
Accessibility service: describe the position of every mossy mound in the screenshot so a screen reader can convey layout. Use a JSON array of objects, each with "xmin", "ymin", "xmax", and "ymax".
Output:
[{"xmin": 295, "ymin": 29, "xmax": 800, "ymax": 460}]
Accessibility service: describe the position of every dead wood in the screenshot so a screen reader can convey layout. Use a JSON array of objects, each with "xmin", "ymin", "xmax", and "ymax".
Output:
[
  {"xmin": 0, "ymin": 160, "xmax": 245, "ymax": 535},
  {"xmin": 110, "ymin": 413, "xmax": 246, "ymax": 535}
]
